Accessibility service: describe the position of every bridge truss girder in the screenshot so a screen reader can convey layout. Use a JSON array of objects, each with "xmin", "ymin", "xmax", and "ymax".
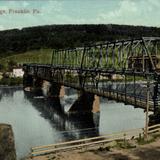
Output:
[
  {"xmin": 51, "ymin": 37, "xmax": 160, "ymax": 73},
  {"xmin": 23, "ymin": 37, "xmax": 160, "ymax": 122}
]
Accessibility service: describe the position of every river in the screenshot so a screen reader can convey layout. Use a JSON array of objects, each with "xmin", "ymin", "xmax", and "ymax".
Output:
[{"xmin": 0, "ymin": 86, "xmax": 146, "ymax": 159}]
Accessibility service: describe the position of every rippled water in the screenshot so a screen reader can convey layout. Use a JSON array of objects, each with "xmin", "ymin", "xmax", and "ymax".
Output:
[{"xmin": 0, "ymin": 87, "xmax": 146, "ymax": 159}]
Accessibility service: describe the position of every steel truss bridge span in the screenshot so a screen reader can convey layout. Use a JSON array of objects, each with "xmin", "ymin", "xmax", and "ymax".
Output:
[{"xmin": 23, "ymin": 37, "xmax": 160, "ymax": 116}]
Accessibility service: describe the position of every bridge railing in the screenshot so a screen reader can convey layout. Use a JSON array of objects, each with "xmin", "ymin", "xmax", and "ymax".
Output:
[{"xmin": 23, "ymin": 62, "xmax": 157, "ymax": 110}]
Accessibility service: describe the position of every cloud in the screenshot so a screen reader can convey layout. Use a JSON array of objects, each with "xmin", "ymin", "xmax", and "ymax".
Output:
[
  {"xmin": 0, "ymin": 0, "xmax": 160, "ymax": 30},
  {"xmin": 96, "ymin": 0, "xmax": 160, "ymax": 26}
]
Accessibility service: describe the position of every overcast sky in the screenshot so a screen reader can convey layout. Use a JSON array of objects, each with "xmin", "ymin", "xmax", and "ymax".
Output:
[{"xmin": 0, "ymin": 0, "xmax": 159, "ymax": 30}]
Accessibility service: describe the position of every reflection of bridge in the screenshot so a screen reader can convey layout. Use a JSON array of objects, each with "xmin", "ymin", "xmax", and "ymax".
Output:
[
  {"xmin": 23, "ymin": 37, "xmax": 160, "ymax": 124},
  {"xmin": 24, "ymin": 91, "xmax": 99, "ymax": 140}
]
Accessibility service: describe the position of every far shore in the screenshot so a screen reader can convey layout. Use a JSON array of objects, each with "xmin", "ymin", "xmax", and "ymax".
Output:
[{"xmin": 0, "ymin": 84, "xmax": 23, "ymax": 88}]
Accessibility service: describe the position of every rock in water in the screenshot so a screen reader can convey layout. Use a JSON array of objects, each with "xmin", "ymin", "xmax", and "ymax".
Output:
[{"xmin": 0, "ymin": 124, "xmax": 16, "ymax": 160}]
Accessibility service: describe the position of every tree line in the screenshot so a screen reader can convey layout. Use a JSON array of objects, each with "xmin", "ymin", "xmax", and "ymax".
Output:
[{"xmin": 0, "ymin": 24, "xmax": 160, "ymax": 57}]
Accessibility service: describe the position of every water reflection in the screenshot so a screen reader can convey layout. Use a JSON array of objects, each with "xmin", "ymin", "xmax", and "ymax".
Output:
[
  {"xmin": 24, "ymin": 90, "xmax": 99, "ymax": 140},
  {"xmin": 0, "ymin": 86, "xmax": 21, "ymax": 98},
  {"xmin": 0, "ymin": 87, "xmax": 146, "ymax": 159}
]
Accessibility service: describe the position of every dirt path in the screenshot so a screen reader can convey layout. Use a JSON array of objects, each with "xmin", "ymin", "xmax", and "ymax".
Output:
[{"xmin": 30, "ymin": 138, "xmax": 160, "ymax": 160}]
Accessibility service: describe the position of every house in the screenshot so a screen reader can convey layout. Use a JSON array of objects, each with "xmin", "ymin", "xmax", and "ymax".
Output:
[{"xmin": 12, "ymin": 68, "xmax": 24, "ymax": 77}]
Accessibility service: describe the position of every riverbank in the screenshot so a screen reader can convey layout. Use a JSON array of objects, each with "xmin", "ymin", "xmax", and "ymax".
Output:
[
  {"xmin": 28, "ymin": 133, "xmax": 160, "ymax": 160},
  {"xmin": 0, "ymin": 85, "xmax": 23, "ymax": 88},
  {"xmin": 0, "ymin": 77, "xmax": 23, "ymax": 86},
  {"xmin": 0, "ymin": 124, "xmax": 16, "ymax": 160},
  {"xmin": 48, "ymin": 138, "xmax": 160, "ymax": 160}
]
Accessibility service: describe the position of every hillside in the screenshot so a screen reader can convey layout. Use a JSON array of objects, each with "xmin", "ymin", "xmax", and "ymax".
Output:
[
  {"xmin": 0, "ymin": 49, "xmax": 52, "ymax": 70},
  {"xmin": 0, "ymin": 24, "xmax": 160, "ymax": 58}
]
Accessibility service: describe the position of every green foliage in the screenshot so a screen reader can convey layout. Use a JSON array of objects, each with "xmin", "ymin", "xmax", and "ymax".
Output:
[
  {"xmin": 0, "ymin": 49, "xmax": 52, "ymax": 71},
  {"xmin": 0, "ymin": 77, "xmax": 23, "ymax": 86},
  {"xmin": 0, "ymin": 64, "xmax": 5, "ymax": 71},
  {"xmin": 8, "ymin": 60, "xmax": 17, "ymax": 71},
  {"xmin": 114, "ymin": 140, "xmax": 136, "ymax": 149},
  {"xmin": 136, "ymin": 136, "xmax": 155, "ymax": 145},
  {"xmin": 8, "ymin": 59, "xmax": 17, "ymax": 67},
  {"xmin": 126, "ymin": 76, "xmax": 145, "ymax": 81},
  {"xmin": 0, "ymin": 24, "xmax": 160, "ymax": 58}
]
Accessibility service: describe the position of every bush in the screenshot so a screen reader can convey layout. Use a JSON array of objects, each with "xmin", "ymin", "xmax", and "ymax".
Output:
[{"xmin": 0, "ymin": 77, "xmax": 23, "ymax": 86}]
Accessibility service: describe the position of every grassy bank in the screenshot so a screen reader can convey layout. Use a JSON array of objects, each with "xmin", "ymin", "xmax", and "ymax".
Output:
[
  {"xmin": 0, "ymin": 77, "xmax": 23, "ymax": 86},
  {"xmin": 24, "ymin": 132, "xmax": 160, "ymax": 160},
  {"xmin": 0, "ymin": 48, "xmax": 53, "ymax": 70}
]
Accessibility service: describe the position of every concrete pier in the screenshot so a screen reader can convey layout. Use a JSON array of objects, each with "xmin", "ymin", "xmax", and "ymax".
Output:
[
  {"xmin": 69, "ymin": 91, "xmax": 100, "ymax": 113},
  {"xmin": 92, "ymin": 95, "xmax": 100, "ymax": 113}
]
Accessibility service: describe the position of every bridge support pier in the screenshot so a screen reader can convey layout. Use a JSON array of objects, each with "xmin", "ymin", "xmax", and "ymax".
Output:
[
  {"xmin": 23, "ymin": 73, "xmax": 34, "ymax": 91},
  {"xmin": 92, "ymin": 95, "xmax": 100, "ymax": 113},
  {"xmin": 48, "ymin": 82, "xmax": 65, "ymax": 98},
  {"xmin": 69, "ymin": 91, "xmax": 100, "ymax": 113},
  {"xmin": 23, "ymin": 73, "xmax": 44, "ymax": 95},
  {"xmin": 33, "ymin": 77, "xmax": 43, "ymax": 95}
]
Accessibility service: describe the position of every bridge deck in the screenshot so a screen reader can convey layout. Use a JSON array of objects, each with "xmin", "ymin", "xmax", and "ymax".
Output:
[
  {"xmin": 23, "ymin": 63, "xmax": 158, "ymax": 111},
  {"xmin": 63, "ymin": 83, "xmax": 154, "ymax": 111}
]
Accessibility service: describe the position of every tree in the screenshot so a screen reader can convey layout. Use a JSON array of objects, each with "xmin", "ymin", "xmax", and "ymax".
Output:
[{"xmin": 8, "ymin": 60, "xmax": 17, "ymax": 71}]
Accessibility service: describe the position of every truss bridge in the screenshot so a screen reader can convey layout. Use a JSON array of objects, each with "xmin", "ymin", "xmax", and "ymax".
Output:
[{"xmin": 23, "ymin": 37, "xmax": 160, "ymax": 124}]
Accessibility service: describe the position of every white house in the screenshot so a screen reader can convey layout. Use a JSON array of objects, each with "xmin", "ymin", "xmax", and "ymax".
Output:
[{"xmin": 12, "ymin": 68, "xmax": 24, "ymax": 77}]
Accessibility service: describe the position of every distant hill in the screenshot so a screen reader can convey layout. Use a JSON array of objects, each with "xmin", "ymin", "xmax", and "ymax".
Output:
[
  {"xmin": 0, "ymin": 49, "xmax": 52, "ymax": 69},
  {"xmin": 0, "ymin": 24, "xmax": 160, "ymax": 58}
]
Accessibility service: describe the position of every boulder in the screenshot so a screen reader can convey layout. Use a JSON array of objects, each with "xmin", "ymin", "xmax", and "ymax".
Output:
[{"xmin": 0, "ymin": 124, "xmax": 16, "ymax": 160}]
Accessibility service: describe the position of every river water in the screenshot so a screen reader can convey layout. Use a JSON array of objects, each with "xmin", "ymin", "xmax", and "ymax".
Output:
[{"xmin": 0, "ymin": 87, "xmax": 146, "ymax": 159}]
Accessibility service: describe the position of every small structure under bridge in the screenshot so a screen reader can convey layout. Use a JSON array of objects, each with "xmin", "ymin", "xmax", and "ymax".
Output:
[{"xmin": 23, "ymin": 37, "xmax": 160, "ymax": 125}]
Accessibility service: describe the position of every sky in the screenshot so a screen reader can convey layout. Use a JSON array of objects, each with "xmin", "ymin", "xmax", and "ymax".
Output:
[{"xmin": 0, "ymin": 0, "xmax": 160, "ymax": 30}]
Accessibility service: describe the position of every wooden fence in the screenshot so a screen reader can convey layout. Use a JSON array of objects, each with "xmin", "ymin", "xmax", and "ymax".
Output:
[{"xmin": 31, "ymin": 124, "xmax": 160, "ymax": 157}]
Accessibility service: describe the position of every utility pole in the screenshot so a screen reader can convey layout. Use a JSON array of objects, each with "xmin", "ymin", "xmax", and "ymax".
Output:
[{"xmin": 145, "ymin": 79, "xmax": 150, "ymax": 139}]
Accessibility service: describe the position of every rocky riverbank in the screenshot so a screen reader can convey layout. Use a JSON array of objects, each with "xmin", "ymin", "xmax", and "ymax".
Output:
[{"xmin": 0, "ymin": 124, "xmax": 16, "ymax": 160}]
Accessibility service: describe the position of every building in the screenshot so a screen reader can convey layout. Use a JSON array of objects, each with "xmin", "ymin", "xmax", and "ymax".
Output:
[{"xmin": 12, "ymin": 68, "xmax": 24, "ymax": 77}]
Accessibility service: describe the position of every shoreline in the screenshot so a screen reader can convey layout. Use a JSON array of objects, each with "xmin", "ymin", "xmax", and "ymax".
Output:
[
  {"xmin": 28, "ymin": 133, "xmax": 160, "ymax": 160},
  {"xmin": 0, "ymin": 84, "xmax": 23, "ymax": 88}
]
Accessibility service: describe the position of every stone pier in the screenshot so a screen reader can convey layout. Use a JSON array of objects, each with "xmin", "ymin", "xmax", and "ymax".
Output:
[
  {"xmin": 23, "ymin": 74, "xmax": 44, "ymax": 95},
  {"xmin": 92, "ymin": 95, "xmax": 100, "ymax": 113},
  {"xmin": 23, "ymin": 73, "xmax": 99, "ymax": 114},
  {"xmin": 69, "ymin": 91, "xmax": 100, "ymax": 113},
  {"xmin": 48, "ymin": 82, "xmax": 65, "ymax": 98},
  {"xmin": 59, "ymin": 85, "xmax": 65, "ymax": 98},
  {"xmin": 23, "ymin": 73, "xmax": 34, "ymax": 90}
]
